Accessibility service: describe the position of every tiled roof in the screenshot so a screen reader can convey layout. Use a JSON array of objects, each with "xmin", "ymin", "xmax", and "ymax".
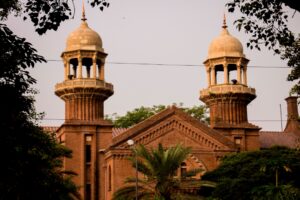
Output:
[{"xmin": 259, "ymin": 131, "xmax": 299, "ymax": 149}]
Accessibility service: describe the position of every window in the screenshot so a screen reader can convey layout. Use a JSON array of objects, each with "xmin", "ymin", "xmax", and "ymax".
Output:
[
  {"xmin": 86, "ymin": 184, "xmax": 91, "ymax": 200},
  {"xmin": 85, "ymin": 135, "xmax": 92, "ymax": 163},
  {"xmin": 108, "ymin": 166, "xmax": 112, "ymax": 191},
  {"xmin": 85, "ymin": 145, "xmax": 91, "ymax": 163}
]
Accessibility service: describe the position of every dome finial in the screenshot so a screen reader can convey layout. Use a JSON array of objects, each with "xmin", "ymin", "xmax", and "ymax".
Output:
[
  {"xmin": 222, "ymin": 13, "xmax": 227, "ymax": 29},
  {"xmin": 81, "ymin": 0, "xmax": 87, "ymax": 21}
]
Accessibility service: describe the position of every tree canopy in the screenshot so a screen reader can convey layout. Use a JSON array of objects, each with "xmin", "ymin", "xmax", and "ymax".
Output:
[
  {"xmin": 202, "ymin": 146, "xmax": 300, "ymax": 200},
  {"xmin": 226, "ymin": 0, "xmax": 300, "ymax": 94},
  {"xmin": 0, "ymin": 0, "xmax": 109, "ymax": 34},
  {"xmin": 105, "ymin": 104, "xmax": 209, "ymax": 128},
  {"xmin": 0, "ymin": 1, "xmax": 85, "ymax": 199}
]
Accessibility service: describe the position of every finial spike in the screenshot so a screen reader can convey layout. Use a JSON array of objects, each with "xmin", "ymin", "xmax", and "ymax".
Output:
[
  {"xmin": 82, "ymin": 0, "xmax": 87, "ymax": 21},
  {"xmin": 222, "ymin": 13, "xmax": 227, "ymax": 29}
]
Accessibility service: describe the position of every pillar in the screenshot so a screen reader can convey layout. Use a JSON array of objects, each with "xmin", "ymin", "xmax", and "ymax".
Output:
[
  {"xmin": 224, "ymin": 64, "xmax": 229, "ymax": 84},
  {"xmin": 237, "ymin": 65, "xmax": 241, "ymax": 84},
  {"xmin": 92, "ymin": 56, "xmax": 97, "ymax": 79},
  {"xmin": 211, "ymin": 66, "xmax": 216, "ymax": 85},
  {"xmin": 78, "ymin": 57, "xmax": 83, "ymax": 78},
  {"xmin": 64, "ymin": 60, "xmax": 68, "ymax": 80},
  {"xmin": 206, "ymin": 68, "xmax": 211, "ymax": 86},
  {"xmin": 100, "ymin": 63, "xmax": 105, "ymax": 81},
  {"xmin": 243, "ymin": 66, "xmax": 247, "ymax": 85}
]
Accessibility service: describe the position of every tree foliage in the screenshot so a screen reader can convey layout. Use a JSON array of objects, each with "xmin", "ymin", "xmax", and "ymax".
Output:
[
  {"xmin": 113, "ymin": 144, "xmax": 202, "ymax": 200},
  {"xmin": 106, "ymin": 104, "xmax": 209, "ymax": 128},
  {"xmin": 226, "ymin": 0, "xmax": 300, "ymax": 94},
  {"xmin": 0, "ymin": 12, "xmax": 79, "ymax": 200},
  {"xmin": 202, "ymin": 146, "xmax": 300, "ymax": 200},
  {"xmin": 0, "ymin": 0, "xmax": 110, "ymax": 34}
]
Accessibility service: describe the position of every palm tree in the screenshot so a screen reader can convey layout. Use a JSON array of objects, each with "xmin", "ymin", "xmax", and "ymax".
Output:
[{"xmin": 113, "ymin": 143, "xmax": 203, "ymax": 200}]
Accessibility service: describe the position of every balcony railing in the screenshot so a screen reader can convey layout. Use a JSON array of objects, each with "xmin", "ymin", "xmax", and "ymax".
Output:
[
  {"xmin": 55, "ymin": 79, "xmax": 113, "ymax": 91},
  {"xmin": 200, "ymin": 84, "xmax": 255, "ymax": 96}
]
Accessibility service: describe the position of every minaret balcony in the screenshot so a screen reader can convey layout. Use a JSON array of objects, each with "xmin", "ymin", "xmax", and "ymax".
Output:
[
  {"xmin": 200, "ymin": 84, "xmax": 256, "ymax": 97},
  {"xmin": 55, "ymin": 79, "xmax": 113, "ymax": 100}
]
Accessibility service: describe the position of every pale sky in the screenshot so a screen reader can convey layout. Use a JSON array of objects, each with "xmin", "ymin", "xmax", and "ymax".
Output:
[{"xmin": 6, "ymin": 0, "xmax": 300, "ymax": 131}]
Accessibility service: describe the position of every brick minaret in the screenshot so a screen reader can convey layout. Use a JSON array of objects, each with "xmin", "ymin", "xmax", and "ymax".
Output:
[
  {"xmin": 55, "ymin": 4, "xmax": 113, "ymax": 200},
  {"xmin": 200, "ymin": 15, "xmax": 260, "ymax": 151}
]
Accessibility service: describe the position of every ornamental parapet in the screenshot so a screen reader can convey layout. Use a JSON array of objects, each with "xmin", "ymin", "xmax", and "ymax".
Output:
[{"xmin": 200, "ymin": 84, "xmax": 255, "ymax": 97}]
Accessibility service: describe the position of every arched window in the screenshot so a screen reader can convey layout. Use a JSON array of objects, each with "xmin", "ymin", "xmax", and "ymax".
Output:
[{"xmin": 69, "ymin": 58, "xmax": 78, "ymax": 79}]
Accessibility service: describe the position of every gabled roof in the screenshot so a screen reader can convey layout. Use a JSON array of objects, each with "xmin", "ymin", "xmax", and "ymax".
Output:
[{"xmin": 111, "ymin": 106, "xmax": 235, "ymax": 149}]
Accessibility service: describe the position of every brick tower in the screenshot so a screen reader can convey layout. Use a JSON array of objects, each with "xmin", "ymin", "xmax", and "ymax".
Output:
[
  {"xmin": 200, "ymin": 16, "xmax": 260, "ymax": 151},
  {"xmin": 55, "ymin": 5, "xmax": 113, "ymax": 200}
]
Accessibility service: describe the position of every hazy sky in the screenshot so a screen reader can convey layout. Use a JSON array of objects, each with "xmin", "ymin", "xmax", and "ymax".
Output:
[{"xmin": 6, "ymin": 0, "xmax": 300, "ymax": 131}]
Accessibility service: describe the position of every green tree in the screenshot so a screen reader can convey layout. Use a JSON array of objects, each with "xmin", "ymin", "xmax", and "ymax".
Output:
[
  {"xmin": 106, "ymin": 104, "xmax": 208, "ymax": 128},
  {"xmin": 0, "ymin": 8, "xmax": 80, "ymax": 200},
  {"xmin": 0, "ymin": 0, "xmax": 109, "ymax": 34},
  {"xmin": 113, "ymin": 144, "xmax": 203, "ymax": 200},
  {"xmin": 202, "ymin": 146, "xmax": 300, "ymax": 200},
  {"xmin": 226, "ymin": 0, "xmax": 300, "ymax": 94},
  {"xmin": 0, "ymin": 1, "xmax": 113, "ymax": 198}
]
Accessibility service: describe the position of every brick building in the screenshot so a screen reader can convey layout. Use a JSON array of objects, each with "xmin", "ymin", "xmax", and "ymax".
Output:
[{"xmin": 45, "ymin": 9, "xmax": 300, "ymax": 200}]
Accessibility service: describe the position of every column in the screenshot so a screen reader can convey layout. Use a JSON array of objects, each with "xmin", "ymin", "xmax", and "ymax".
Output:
[
  {"xmin": 92, "ymin": 56, "xmax": 97, "ymax": 79},
  {"xmin": 224, "ymin": 64, "xmax": 229, "ymax": 84},
  {"xmin": 206, "ymin": 68, "xmax": 211, "ymax": 86},
  {"xmin": 78, "ymin": 57, "xmax": 83, "ymax": 78},
  {"xmin": 211, "ymin": 66, "xmax": 216, "ymax": 85},
  {"xmin": 64, "ymin": 60, "xmax": 68, "ymax": 80},
  {"xmin": 243, "ymin": 66, "xmax": 247, "ymax": 85},
  {"xmin": 100, "ymin": 63, "xmax": 105, "ymax": 81},
  {"xmin": 237, "ymin": 65, "xmax": 241, "ymax": 84}
]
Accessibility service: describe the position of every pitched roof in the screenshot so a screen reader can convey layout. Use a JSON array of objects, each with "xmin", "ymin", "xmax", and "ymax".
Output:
[{"xmin": 259, "ymin": 131, "xmax": 299, "ymax": 149}]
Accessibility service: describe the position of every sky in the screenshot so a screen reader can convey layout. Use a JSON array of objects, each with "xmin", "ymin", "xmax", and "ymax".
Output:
[{"xmin": 6, "ymin": 0, "xmax": 300, "ymax": 131}]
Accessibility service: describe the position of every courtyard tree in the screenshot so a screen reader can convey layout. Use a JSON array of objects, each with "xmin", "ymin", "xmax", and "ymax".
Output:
[
  {"xmin": 106, "ymin": 104, "xmax": 209, "ymax": 128},
  {"xmin": 226, "ymin": 0, "xmax": 300, "ymax": 94},
  {"xmin": 202, "ymin": 146, "xmax": 300, "ymax": 200},
  {"xmin": 113, "ymin": 144, "xmax": 203, "ymax": 200}
]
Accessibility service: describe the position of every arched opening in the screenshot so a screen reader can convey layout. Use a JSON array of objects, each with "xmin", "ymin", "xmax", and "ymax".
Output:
[
  {"xmin": 69, "ymin": 58, "xmax": 78, "ymax": 79},
  {"xmin": 228, "ymin": 64, "xmax": 238, "ymax": 84},
  {"xmin": 215, "ymin": 64, "xmax": 224, "ymax": 84},
  {"xmin": 82, "ymin": 58, "xmax": 93, "ymax": 78}
]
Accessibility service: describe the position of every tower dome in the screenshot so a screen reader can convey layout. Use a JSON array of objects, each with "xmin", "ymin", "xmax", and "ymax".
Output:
[
  {"xmin": 65, "ymin": 14, "xmax": 103, "ymax": 52},
  {"xmin": 207, "ymin": 18, "xmax": 244, "ymax": 59}
]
